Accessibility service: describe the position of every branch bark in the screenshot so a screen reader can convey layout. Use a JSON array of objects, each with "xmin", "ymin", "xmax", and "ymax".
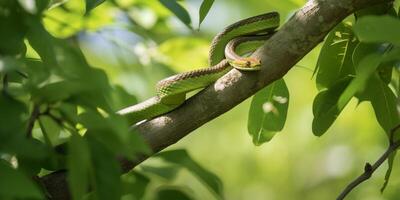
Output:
[{"xmin": 39, "ymin": 0, "xmax": 392, "ymax": 199}]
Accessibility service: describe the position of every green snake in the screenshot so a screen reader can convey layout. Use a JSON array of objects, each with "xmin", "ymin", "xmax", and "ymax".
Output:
[{"xmin": 118, "ymin": 12, "xmax": 280, "ymax": 124}]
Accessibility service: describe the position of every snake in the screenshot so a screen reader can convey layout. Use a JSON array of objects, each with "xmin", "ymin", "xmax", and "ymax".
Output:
[{"xmin": 118, "ymin": 12, "xmax": 280, "ymax": 124}]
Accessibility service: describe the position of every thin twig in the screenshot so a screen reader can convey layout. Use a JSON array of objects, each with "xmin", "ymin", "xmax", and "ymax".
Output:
[
  {"xmin": 337, "ymin": 125, "xmax": 400, "ymax": 200},
  {"xmin": 26, "ymin": 105, "xmax": 40, "ymax": 138}
]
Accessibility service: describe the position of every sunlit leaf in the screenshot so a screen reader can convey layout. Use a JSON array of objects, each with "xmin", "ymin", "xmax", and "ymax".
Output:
[
  {"xmin": 354, "ymin": 15, "xmax": 400, "ymax": 45},
  {"xmin": 0, "ymin": 160, "xmax": 43, "ymax": 199},
  {"xmin": 159, "ymin": 0, "xmax": 192, "ymax": 29},
  {"xmin": 155, "ymin": 149, "xmax": 223, "ymax": 197},
  {"xmin": 248, "ymin": 79, "xmax": 289, "ymax": 145},
  {"xmin": 315, "ymin": 22, "xmax": 357, "ymax": 89},
  {"xmin": 198, "ymin": 0, "xmax": 214, "ymax": 28}
]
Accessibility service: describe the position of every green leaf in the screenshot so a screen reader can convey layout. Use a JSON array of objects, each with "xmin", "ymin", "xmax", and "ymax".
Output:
[
  {"xmin": 121, "ymin": 171, "xmax": 150, "ymax": 199},
  {"xmin": 88, "ymin": 137, "xmax": 122, "ymax": 200},
  {"xmin": 315, "ymin": 22, "xmax": 358, "ymax": 89},
  {"xmin": 68, "ymin": 133, "xmax": 91, "ymax": 200},
  {"xmin": 140, "ymin": 165, "xmax": 180, "ymax": 180},
  {"xmin": 85, "ymin": 0, "xmax": 105, "ymax": 14},
  {"xmin": 39, "ymin": 115, "xmax": 61, "ymax": 145},
  {"xmin": 338, "ymin": 53, "xmax": 382, "ymax": 108},
  {"xmin": 312, "ymin": 77, "xmax": 352, "ymax": 136},
  {"xmin": 26, "ymin": 18, "xmax": 58, "ymax": 68},
  {"xmin": 367, "ymin": 75, "xmax": 400, "ymax": 133},
  {"xmin": 159, "ymin": 0, "xmax": 192, "ymax": 29},
  {"xmin": 155, "ymin": 149, "xmax": 223, "ymax": 197},
  {"xmin": 198, "ymin": 0, "xmax": 214, "ymax": 28},
  {"xmin": 155, "ymin": 187, "xmax": 194, "ymax": 200},
  {"xmin": 248, "ymin": 79, "xmax": 289, "ymax": 145},
  {"xmin": 0, "ymin": 160, "xmax": 43, "ymax": 199},
  {"xmin": 381, "ymin": 151, "xmax": 396, "ymax": 192},
  {"xmin": 354, "ymin": 15, "xmax": 400, "ymax": 45},
  {"xmin": 0, "ymin": 1, "xmax": 26, "ymax": 55},
  {"xmin": 0, "ymin": 94, "xmax": 27, "ymax": 142}
]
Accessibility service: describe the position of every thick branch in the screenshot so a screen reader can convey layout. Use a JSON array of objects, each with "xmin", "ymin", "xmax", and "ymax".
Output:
[{"xmin": 40, "ymin": 0, "xmax": 392, "ymax": 199}]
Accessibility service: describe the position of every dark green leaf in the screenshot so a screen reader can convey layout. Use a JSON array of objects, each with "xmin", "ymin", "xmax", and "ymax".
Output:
[
  {"xmin": 0, "ymin": 160, "xmax": 43, "ymax": 199},
  {"xmin": 155, "ymin": 187, "xmax": 194, "ymax": 200},
  {"xmin": 248, "ymin": 79, "xmax": 289, "ymax": 145},
  {"xmin": 121, "ymin": 171, "xmax": 150, "ymax": 199},
  {"xmin": 381, "ymin": 151, "xmax": 396, "ymax": 192},
  {"xmin": 85, "ymin": 0, "xmax": 105, "ymax": 14},
  {"xmin": 338, "ymin": 53, "xmax": 382, "ymax": 108},
  {"xmin": 368, "ymin": 75, "xmax": 400, "ymax": 133},
  {"xmin": 140, "ymin": 165, "xmax": 180, "ymax": 180},
  {"xmin": 354, "ymin": 15, "xmax": 400, "ymax": 45},
  {"xmin": 155, "ymin": 149, "xmax": 223, "ymax": 197},
  {"xmin": 88, "ymin": 137, "xmax": 122, "ymax": 200},
  {"xmin": 312, "ymin": 77, "xmax": 352, "ymax": 136},
  {"xmin": 0, "ymin": 1, "xmax": 26, "ymax": 55},
  {"xmin": 26, "ymin": 18, "xmax": 58, "ymax": 67},
  {"xmin": 159, "ymin": 0, "xmax": 192, "ymax": 29},
  {"xmin": 198, "ymin": 0, "xmax": 214, "ymax": 28},
  {"xmin": 68, "ymin": 133, "xmax": 91, "ymax": 200},
  {"xmin": 0, "ymin": 94, "xmax": 27, "ymax": 142},
  {"xmin": 315, "ymin": 22, "xmax": 357, "ymax": 89}
]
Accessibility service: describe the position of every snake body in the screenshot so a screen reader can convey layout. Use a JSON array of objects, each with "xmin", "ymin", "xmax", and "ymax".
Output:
[{"xmin": 118, "ymin": 12, "xmax": 280, "ymax": 123}]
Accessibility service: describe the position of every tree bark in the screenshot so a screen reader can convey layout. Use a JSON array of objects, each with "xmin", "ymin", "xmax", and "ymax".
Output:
[{"xmin": 40, "ymin": 0, "xmax": 392, "ymax": 199}]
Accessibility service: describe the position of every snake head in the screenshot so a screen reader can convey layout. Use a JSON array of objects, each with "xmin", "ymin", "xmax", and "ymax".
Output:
[{"xmin": 230, "ymin": 57, "xmax": 261, "ymax": 71}]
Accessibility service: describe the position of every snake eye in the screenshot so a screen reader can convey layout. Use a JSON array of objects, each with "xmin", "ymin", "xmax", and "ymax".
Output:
[{"xmin": 246, "ymin": 61, "xmax": 251, "ymax": 67}]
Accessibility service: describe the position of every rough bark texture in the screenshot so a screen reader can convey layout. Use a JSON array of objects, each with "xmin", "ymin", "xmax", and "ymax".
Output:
[{"xmin": 40, "ymin": 0, "xmax": 392, "ymax": 199}]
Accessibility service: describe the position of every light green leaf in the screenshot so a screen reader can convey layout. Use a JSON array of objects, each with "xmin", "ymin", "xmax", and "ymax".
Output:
[
  {"xmin": 39, "ymin": 115, "xmax": 61, "ymax": 145},
  {"xmin": 338, "ymin": 53, "xmax": 382, "ymax": 108},
  {"xmin": 354, "ymin": 15, "xmax": 400, "ymax": 45},
  {"xmin": 0, "ymin": 160, "xmax": 43, "ymax": 199},
  {"xmin": 156, "ymin": 149, "xmax": 223, "ymax": 198},
  {"xmin": 312, "ymin": 77, "xmax": 352, "ymax": 136},
  {"xmin": 315, "ymin": 22, "xmax": 358, "ymax": 89},
  {"xmin": 85, "ymin": 0, "xmax": 105, "ymax": 14},
  {"xmin": 198, "ymin": 0, "xmax": 214, "ymax": 28},
  {"xmin": 68, "ymin": 133, "xmax": 91, "ymax": 200},
  {"xmin": 248, "ymin": 79, "xmax": 289, "ymax": 145},
  {"xmin": 159, "ymin": 0, "xmax": 192, "ymax": 29}
]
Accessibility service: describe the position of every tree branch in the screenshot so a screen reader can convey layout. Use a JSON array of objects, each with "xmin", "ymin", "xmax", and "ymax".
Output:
[
  {"xmin": 39, "ymin": 0, "xmax": 392, "ymax": 199},
  {"xmin": 336, "ymin": 124, "xmax": 400, "ymax": 200}
]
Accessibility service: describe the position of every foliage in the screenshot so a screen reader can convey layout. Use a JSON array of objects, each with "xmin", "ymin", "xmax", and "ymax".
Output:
[{"xmin": 1, "ymin": 0, "xmax": 400, "ymax": 199}]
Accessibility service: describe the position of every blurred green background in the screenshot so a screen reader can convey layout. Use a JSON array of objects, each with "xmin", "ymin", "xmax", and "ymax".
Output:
[{"xmin": 43, "ymin": 0, "xmax": 400, "ymax": 199}]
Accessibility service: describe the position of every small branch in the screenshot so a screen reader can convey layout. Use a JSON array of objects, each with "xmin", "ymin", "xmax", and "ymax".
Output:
[
  {"xmin": 337, "ymin": 125, "xmax": 400, "ymax": 200},
  {"xmin": 26, "ymin": 105, "xmax": 40, "ymax": 138}
]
